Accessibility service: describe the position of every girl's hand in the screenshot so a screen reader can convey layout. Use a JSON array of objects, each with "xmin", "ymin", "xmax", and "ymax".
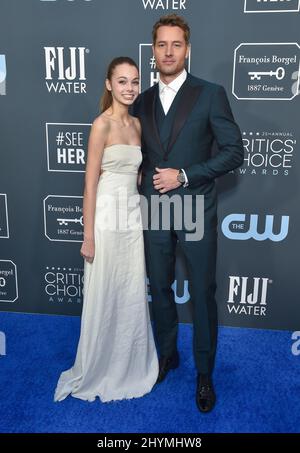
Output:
[{"xmin": 80, "ymin": 238, "xmax": 95, "ymax": 263}]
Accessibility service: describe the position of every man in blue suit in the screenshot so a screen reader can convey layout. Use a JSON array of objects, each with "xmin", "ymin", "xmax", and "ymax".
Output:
[{"xmin": 133, "ymin": 14, "xmax": 244, "ymax": 412}]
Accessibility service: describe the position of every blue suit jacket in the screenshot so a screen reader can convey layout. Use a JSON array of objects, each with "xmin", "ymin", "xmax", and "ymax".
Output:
[{"xmin": 133, "ymin": 73, "xmax": 244, "ymax": 200}]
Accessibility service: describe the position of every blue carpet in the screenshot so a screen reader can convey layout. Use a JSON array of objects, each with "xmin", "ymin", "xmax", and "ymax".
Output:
[{"xmin": 0, "ymin": 312, "xmax": 299, "ymax": 433}]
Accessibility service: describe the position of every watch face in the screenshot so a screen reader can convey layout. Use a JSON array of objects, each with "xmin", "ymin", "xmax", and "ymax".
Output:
[{"xmin": 178, "ymin": 172, "xmax": 185, "ymax": 183}]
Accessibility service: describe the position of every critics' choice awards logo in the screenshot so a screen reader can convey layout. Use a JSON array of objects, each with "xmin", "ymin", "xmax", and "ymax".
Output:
[
  {"xmin": 0, "ymin": 260, "xmax": 18, "ymax": 303},
  {"xmin": 232, "ymin": 43, "xmax": 300, "ymax": 100},
  {"xmin": 227, "ymin": 276, "xmax": 271, "ymax": 317},
  {"xmin": 141, "ymin": 0, "xmax": 187, "ymax": 9},
  {"xmin": 238, "ymin": 131, "xmax": 296, "ymax": 176},
  {"xmin": 0, "ymin": 194, "xmax": 9, "ymax": 238},
  {"xmin": 44, "ymin": 47, "xmax": 88, "ymax": 94},
  {"xmin": 46, "ymin": 123, "xmax": 91, "ymax": 172},
  {"xmin": 44, "ymin": 266, "xmax": 83, "ymax": 305},
  {"xmin": 244, "ymin": 0, "xmax": 300, "ymax": 13},
  {"xmin": 139, "ymin": 44, "xmax": 191, "ymax": 92},
  {"xmin": 221, "ymin": 214, "xmax": 289, "ymax": 241},
  {"xmin": 0, "ymin": 55, "xmax": 6, "ymax": 95},
  {"xmin": 43, "ymin": 195, "xmax": 83, "ymax": 242}
]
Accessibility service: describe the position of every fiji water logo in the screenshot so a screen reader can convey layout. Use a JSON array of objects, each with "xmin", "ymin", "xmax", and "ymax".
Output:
[
  {"xmin": 222, "ymin": 214, "xmax": 289, "ymax": 241},
  {"xmin": 141, "ymin": 0, "xmax": 187, "ymax": 9},
  {"xmin": 44, "ymin": 47, "xmax": 88, "ymax": 94},
  {"xmin": 227, "ymin": 276, "xmax": 271, "ymax": 316}
]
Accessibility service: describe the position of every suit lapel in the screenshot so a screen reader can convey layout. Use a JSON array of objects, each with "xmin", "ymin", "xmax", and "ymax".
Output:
[
  {"xmin": 165, "ymin": 81, "xmax": 202, "ymax": 159},
  {"xmin": 144, "ymin": 85, "xmax": 165, "ymax": 156}
]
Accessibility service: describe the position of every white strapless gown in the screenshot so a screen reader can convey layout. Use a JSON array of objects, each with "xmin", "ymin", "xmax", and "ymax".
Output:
[{"xmin": 54, "ymin": 144, "xmax": 158, "ymax": 403}]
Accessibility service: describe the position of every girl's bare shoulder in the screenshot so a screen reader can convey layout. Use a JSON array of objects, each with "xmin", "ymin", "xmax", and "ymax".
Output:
[{"xmin": 91, "ymin": 113, "xmax": 111, "ymax": 134}]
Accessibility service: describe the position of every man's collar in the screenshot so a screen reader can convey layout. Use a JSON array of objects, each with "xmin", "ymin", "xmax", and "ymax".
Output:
[{"xmin": 158, "ymin": 69, "xmax": 187, "ymax": 94}]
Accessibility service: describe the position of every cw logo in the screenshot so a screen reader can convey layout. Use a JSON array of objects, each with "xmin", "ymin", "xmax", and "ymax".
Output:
[
  {"xmin": 222, "ymin": 214, "xmax": 289, "ymax": 241},
  {"xmin": 147, "ymin": 278, "xmax": 190, "ymax": 304}
]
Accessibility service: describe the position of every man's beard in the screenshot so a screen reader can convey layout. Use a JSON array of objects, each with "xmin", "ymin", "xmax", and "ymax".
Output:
[{"xmin": 157, "ymin": 64, "xmax": 184, "ymax": 77}]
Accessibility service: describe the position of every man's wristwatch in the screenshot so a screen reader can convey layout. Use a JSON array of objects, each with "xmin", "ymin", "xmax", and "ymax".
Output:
[{"xmin": 177, "ymin": 169, "xmax": 186, "ymax": 184}]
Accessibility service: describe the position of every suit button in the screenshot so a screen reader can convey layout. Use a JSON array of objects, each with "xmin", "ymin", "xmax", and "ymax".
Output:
[{"xmin": 163, "ymin": 156, "xmax": 168, "ymax": 161}]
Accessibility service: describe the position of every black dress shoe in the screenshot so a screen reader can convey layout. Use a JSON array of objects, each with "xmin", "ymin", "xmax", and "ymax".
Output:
[
  {"xmin": 156, "ymin": 352, "xmax": 179, "ymax": 383},
  {"xmin": 196, "ymin": 374, "xmax": 216, "ymax": 413}
]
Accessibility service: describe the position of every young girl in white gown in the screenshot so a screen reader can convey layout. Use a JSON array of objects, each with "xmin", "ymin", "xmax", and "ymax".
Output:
[{"xmin": 54, "ymin": 57, "xmax": 158, "ymax": 403}]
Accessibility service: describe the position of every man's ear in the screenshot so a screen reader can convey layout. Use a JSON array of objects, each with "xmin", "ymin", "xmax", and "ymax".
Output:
[{"xmin": 185, "ymin": 44, "xmax": 191, "ymax": 59}]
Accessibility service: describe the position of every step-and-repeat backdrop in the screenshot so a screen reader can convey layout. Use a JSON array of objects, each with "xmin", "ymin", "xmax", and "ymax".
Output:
[{"xmin": 0, "ymin": 0, "xmax": 299, "ymax": 330}]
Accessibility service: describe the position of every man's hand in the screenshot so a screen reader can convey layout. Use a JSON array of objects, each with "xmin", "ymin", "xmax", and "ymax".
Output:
[{"xmin": 153, "ymin": 167, "xmax": 182, "ymax": 193}]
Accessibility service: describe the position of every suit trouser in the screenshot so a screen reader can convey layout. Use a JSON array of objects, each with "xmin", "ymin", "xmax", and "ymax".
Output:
[{"xmin": 143, "ymin": 223, "xmax": 218, "ymax": 375}]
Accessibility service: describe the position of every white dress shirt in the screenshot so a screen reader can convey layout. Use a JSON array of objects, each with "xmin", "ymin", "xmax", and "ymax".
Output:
[
  {"xmin": 159, "ymin": 68, "xmax": 187, "ymax": 115},
  {"xmin": 158, "ymin": 69, "xmax": 189, "ymax": 187}
]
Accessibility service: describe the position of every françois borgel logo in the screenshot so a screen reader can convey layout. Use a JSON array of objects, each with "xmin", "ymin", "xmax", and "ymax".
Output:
[
  {"xmin": 139, "ymin": 44, "xmax": 191, "ymax": 91},
  {"xmin": 0, "ymin": 194, "xmax": 9, "ymax": 238},
  {"xmin": 141, "ymin": 0, "xmax": 188, "ymax": 9},
  {"xmin": 221, "ymin": 214, "xmax": 289, "ymax": 242},
  {"xmin": 227, "ymin": 276, "xmax": 271, "ymax": 317},
  {"xmin": 232, "ymin": 43, "xmax": 300, "ymax": 100},
  {"xmin": 0, "ymin": 260, "xmax": 18, "ymax": 303},
  {"xmin": 44, "ymin": 47, "xmax": 88, "ymax": 94},
  {"xmin": 237, "ymin": 130, "xmax": 296, "ymax": 176},
  {"xmin": 0, "ymin": 55, "xmax": 6, "ymax": 95},
  {"xmin": 43, "ymin": 195, "xmax": 83, "ymax": 242},
  {"xmin": 46, "ymin": 123, "xmax": 91, "ymax": 172},
  {"xmin": 44, "ymin": 266, "xmax": 83, "ymax": 305},
  {"xmin": 244, "ymin": 0, "xmax": 300, "ymax": 13}
]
